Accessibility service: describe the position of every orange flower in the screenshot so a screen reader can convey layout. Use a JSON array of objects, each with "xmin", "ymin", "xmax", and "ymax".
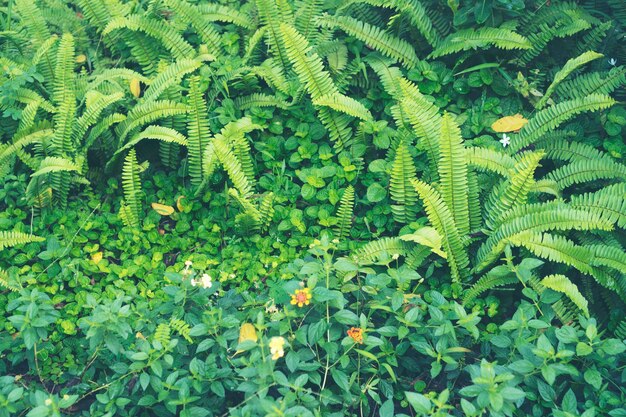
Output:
[
  {"xmin": 347, "ymin": 327, "xmax": 364, "ymax": 344},
  {"xmin": 290, "ymin": 288, "xmax": 312, "ymax": 308}
]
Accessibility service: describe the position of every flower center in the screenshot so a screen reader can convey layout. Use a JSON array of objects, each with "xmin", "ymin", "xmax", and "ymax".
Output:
[{"xmin": 296, "ymin": 292, "xmax": 307, "ymax": 303}]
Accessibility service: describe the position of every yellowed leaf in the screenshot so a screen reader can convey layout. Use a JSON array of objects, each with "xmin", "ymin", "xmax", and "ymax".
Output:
[
  {"xmin": 91, "ymin": 252, "xmax": 103, "ymax": 264},
  {"xmin": 151, "ymin": 202, "xmax": 175, "ymax": 216},
  {"xmin": 238, "ymin": 323, "xmax": 258, "ymax": 344},
  {"xmin": 75, "ymin": 54, "xmax": 87, "ymax": 64},
  {"xmin": 176, "ymin": 196, "xmax": 186, "ymax": 212},
  {"xmin": 130, "ymin": 78, "xmax": 141, "ymax": 98},
  {"xmin": 491, "ymin": 114, "xmax": 528, "ymax": 132}
]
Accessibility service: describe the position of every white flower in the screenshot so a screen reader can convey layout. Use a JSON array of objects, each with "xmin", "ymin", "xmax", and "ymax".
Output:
[
  {"xmin": 184, "ymin": 260, "xmax": 193, "ymax": 267},
  {"xmin": 191, "ymin": 273, "xmax": 213, "ymax": 288},
  {"xmin": 608, "ymin": 58, "xmax": 617, "ymax": 66},
  {"xmin": 500, "ymin": 133, "xmax": 511, "ymax": 148},
  {"xmin": 392, "ymin": 253, "xmax": 400, "ymax": 260}
]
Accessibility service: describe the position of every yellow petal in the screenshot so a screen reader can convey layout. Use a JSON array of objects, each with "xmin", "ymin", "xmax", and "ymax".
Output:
[
  {"xmin": 491, "ymin": 114, "xmax": 528, "ymax": 133},
  {"xmin": 91, "ymin": 252, "xmax": 103, "ymax": 264},
  {"xmin": 75, "ymin": 54, "xmax": 87, "ymax": 64},
  {"xmin": 130, "ymin": 78, "xmax": 141, "ymax": 98},
  {"xmin": 238, "ymin": 323, "xmax": 258, "ymax": 344},
  {"xmin": 151, "ymin": 202, "xmax": 175, "ymax": 216}
]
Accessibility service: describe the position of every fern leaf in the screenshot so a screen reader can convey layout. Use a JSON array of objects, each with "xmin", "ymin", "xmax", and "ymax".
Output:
[
  {"xmin": 390, "ymin": 142, "xmax": 418, "ymax": 224},
  {"xmin": 546, "ymin": 159, "xmax": 626, "ymax": 189},
  {"xmin": 484, "ymin": 151, "xmax": 544, "ymax": 230},
  {"xmin": 115, "ymin": 126, "xmax": 188, "ymax": 157},
  {"xmin": 52, "ymin": 33, "xmax": 77, "ymax": 153},
  {"xmin": 556, "ymin": 66, "xmax": 626, "ymax": 100},
  {"xmin": 186, "ymin": 76, "xmax": 210, "ymax": 187},
  {"xmin": 213, "ymin": 138, "xmax": 252, "ymax": 198},
  {"xmin": 115, "ymin": 100, "xmax": 188, "ymax": 145},
  {"xmin": 141, "ymin": 59, "xmax": 201, "ymax": 103},
  {"xmin": 412, "ymin": 179, "xmax": 469, "ymax": 281},
  {"xmin": 507, "ymin": 232, "xmax": 592, "ymax": 274},
  {"xmin": 0, "ymin": 231, "xmax": 45, "ymax": 251},
  {"xmin": 508, "ymin": 94, "xmax": 616, "ymax": 153},
  {"xmin": 439, "ymin": 113, "xmax": 469, "ymax": 236},
  {"xmin": 163, "ymin": 0, "xmax": 224, "ymax": 55},
  {"xmin": 540, "ymin": 274, "xmax": 589, "ymax": 318},
  {"xmin": 121, "ymin": 149, "xmax": 142, "ymax": 228},
  {"xmin": 537, "ymin": 51, "xmax": 604, "ymax": 109},
  {"xmin": 429, "ymin": 27, "xmax": 531, "ymax": 58},
  {"xmin": 353, "ymin": 237, "xmax": 409, "ymax": 265},
  {"xmin": 32, "ymin": 157, "xmax": 81, "ymax": 177},
  {"xmin": 335, "ymin": 185, "xmax": 355, "ymax": 239},
  {"xmin": 466, "ymin": 147, "xmax": 515, "ymax": 176},
  {"xmin": 463, "ymin": 265, "xmax": 517, "ymax": 305},
  {"xmin": 103, "ymin": 15, "xmax": 195, "ymax": 60},
  {"xmin": 313, "ymin": 93, "xmax": 372, "ymax": 120},
  {"xmin": 316, "ymin": 15, "xmax": 419, "ymax": 68},
  {"xmin": 280, "ymin": 23, "xmax": 337, "ymax": 100}
]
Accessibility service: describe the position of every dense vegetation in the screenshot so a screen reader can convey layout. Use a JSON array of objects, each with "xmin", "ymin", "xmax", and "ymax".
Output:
[{"xmin": 1, "ymin": 0, "xmax": 626, "ymax": 415}]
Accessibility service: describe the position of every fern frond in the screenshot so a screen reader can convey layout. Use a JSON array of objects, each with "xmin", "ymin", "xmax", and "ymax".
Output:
[
  {"xmin": 186, "ymin": 76, "xmax": 210, "ymax": 187},
  {"xmin": 390, "ymin": 142, "xmax": 418, "ymax": 224},
  {"xmin": 540, "ymin": 274, "xmax": 589, "ymax": 317},
  {"xmin": 588, "ymin": 245, "xmax": 626, "ymax": 278},
  {"xmin": 412, "ymin": 179, "xmax": 469, "ymax": 282},
  {"xmin": 484, "ymin": 151, "xmax": 544, "ymax": 230},
  {"xmin": 32, "ymin": 157, "xmax": 81, "ymax": 177},
  {"xmin": 463, "ymin": 266, "xmax": 517, "ymax": 305},
  {"xmin": 0, "ymin": 231, "xmax": 45, "ymax": 251},
  {"xmin": 508, "ymin": 94, "xmax": 616, "ymax": 153},
  {"xmin": 115, "ymin": 126, "xmax": 188, "ymax": 158},
  {"xmin": 536, "ymin": 51, "xmax": 604, "ymax": 109},
  {"xmin": 570, "ymin": 186, "xmax": 626, "ymax": 229},
  {"xmin": 115, "ymin": 100, "xmax": 188, "ymax": 145},
  {"xmin": 73, "ymin": 92, "xmax": 124, "ymax": 143},
  {"xmin": 398, "ymin": 0, "xmax": 440, "ymax": 47},
  {"xmin": 313, "ymin": 93, "xmax": 372, "ymax": 120},
  {"xmin": 466, "ymin": 147, "xmax": 515, "ymax": 176},
  {"xmin": 103, "ymin": 15, "xmax": 195, "ymax": 60},
  {"xmin": 539, "ymin": 139, "xmax": 616, "ymax": 163},
  {"xmin": 163, "ymin": 0, "xmax": 224, "ymax": 54},
  {"xmin": 0, "ymin": 269, "xmax": 21, "ymax": 292},
  {"xmin": 234, "ymin": 93, "xmax": 291, "ymax": 109},
  {"xmin": 154, "ymin": 323, "xmax": 171, "ymax": 349},
  {"xmin": 507, "ymin": 232, "xmax": 592, "ymax": 274},
  {"xmin": 438, "ymin": 113, "xmax": 469, "ymax": 236},
  {"xmin": 353, "ymin": 237, "xmax": 409, "ymax": 265},
  {"xmin": 429, "ymin": 27, "xmax": 531, "ymax": 58},
  {"xmin": 14, "ymin": 0, "xmax": 51, "ymax": 47},
  {"xmin": 257, "ymin": 0, "xmax": 291, "ymax": 70},
  {"xmin": 335, "ymin": 185, "xmax": 355, "ymax": 239},
  {"xmin": 213, "ymin": 137, "xmax": 252, "ymax": 198},
  {"xmin": 170, "ymin": 318, "xmax": 192, "ymax": 343},
  {"xmin": 258, "ymin": 192, "xmax": 275, "ymax": 231},
  {"xmin": 51, "ymin": 33, "xmax": 76, "ymax": 153},
  {"xmin": 316, "ymin": 15, "xmax": 419, "ymax": 68},
  {"xmin": 197, "ymin": 3, "xmax": 253, "ymax": 29},
  {"xmin": 121, "ymin": 149, "xmax": 142, "ymax": 228},
  {"xmin": 280, "ymin": 23, "xmax": 337, "ymax": 100},
  {"xmin": 556, "ymin": 66, "xmax": 626, "ymax": 100},
  {"xmin": 142, "ymin": 59, "xmax": 201, "ymax": 103},
  {"xmin": 0, "ymin": 129, "xmax": 53, "ymax": 166},
  {"xmin": 545, "ymin": 159, "xmax": 626, "ymax": 189}
]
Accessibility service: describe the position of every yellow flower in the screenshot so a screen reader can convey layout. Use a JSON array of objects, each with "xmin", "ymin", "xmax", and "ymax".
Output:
[
  {"xmin": 290, "ymin": 287, "xmax": 312, "ymax": 307},
  {"xmin": 269, "ymin": 336, "xmax": 286, "ymax": 360},
  {"xmin": 347, "ymin": 327, "xmax": 364, "ymax": 344}
]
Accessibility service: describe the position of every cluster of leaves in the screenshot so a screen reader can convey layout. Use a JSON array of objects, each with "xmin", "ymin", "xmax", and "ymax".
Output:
[{"xmin": 1, "ymin": 0, "xmax": 626, "ymax": 415}]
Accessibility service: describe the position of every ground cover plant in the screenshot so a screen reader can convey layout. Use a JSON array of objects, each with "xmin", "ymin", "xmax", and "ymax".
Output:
[{"xmin": 1, "ymin": 0, "xmax": 626, "ymax": 415}]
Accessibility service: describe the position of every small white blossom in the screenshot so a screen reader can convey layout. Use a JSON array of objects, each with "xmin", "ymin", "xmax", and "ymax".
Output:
[
  {"xmin": 500, "ymin": 133, "xmax": 511, "ymax": 148},
  {"xmin": 392, "ymin": 253, "xmax": 400, "ymax": 260},
  {"xmin": 191, "ymin": 273, "xmax": 213, "ymax": 288},
  {"xmin": 185, "ymin": 260, "xmax": 193, "ymax": 267},
  {"xmin": 609, "ymin": 58, "xmax": 617, "ymax": 66}
]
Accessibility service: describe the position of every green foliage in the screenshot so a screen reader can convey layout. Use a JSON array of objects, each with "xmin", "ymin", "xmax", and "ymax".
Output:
[{"xmin": 2, "ymin": 0, "xmax": 626, "ymax": 415}]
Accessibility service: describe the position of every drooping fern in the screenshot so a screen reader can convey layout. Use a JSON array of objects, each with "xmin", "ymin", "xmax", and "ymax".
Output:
[
  {"xmin": 540, "ymin": 274, "xmax": 590, "ymax": 318},
  {"xmin": 0, "ymin": 231, "xmax": 45, "ymax": 251}
]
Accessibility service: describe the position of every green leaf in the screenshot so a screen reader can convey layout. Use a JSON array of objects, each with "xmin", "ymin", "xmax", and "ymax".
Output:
[{"xmin": 367, "ymin": 183, "xmax": 387, "ymax": 202}]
